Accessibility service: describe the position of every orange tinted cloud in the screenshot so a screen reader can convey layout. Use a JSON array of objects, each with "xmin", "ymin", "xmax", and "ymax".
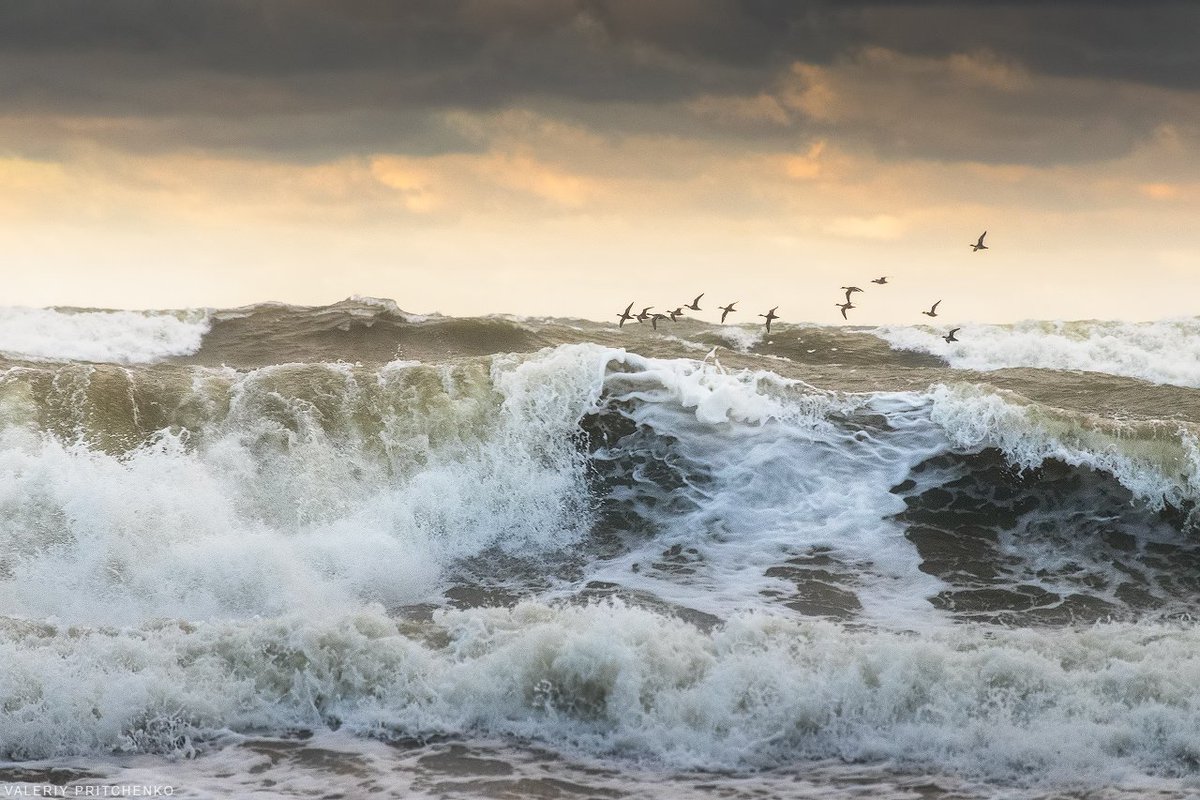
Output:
[
  {"xmin": 783, "ymin": 140, "xmax": 827, "ymax": 180},
  {"xmin": 1139, "ymin": 182, "xmax": 1183, "ymax": 200}
]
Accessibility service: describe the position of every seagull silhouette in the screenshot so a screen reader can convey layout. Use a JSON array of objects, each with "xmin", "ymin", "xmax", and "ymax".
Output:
[
  {"xmin": 719, "ymin": 302, "xmax": 738, "ymax": 323},
  {"xmin": 943, "ymin": 327, "xmax": 960, "ymax": 343},
  {"xmin": 636, "ymin": 306, "xmax": 654, "ymax": 323},
  {"xmin": 970, "ymin": 231, "xmax": 988, "ymax": 252},
  {"xmin": 871, "ymin": 276, "xmax": 888, "ymax": 285},
  {"xmin": 616, "ymin": 301, "xmax": 635, "ymax": 327},
  {"xmin": 758, "ymin": 306, "xmax": 779, "ymax": 334},
  {"xmin": 668, "ymin": 307, "xmax": 685, "ymax": 322},
  {"xmin": 649, "ymin": 313, "xmax": 669, "ymax": 330},
  {"xmin": 842, "ymin": 287, "xmax": 862, "ymax": 303},
  {"xmin": 685, "ymin": 293, "xmax": 704, "ymax": 311},
  {"xmin": 922, "ymin": 300, "xmax": 942, "ymax": 318},
  {"xmin": 835, "ymin": 301, "xmax": 855, "ymax": 320}
]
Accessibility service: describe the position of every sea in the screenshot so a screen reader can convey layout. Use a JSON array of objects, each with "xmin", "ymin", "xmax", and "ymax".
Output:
[{"xmin": 2, "ymin": 296, "xmax": 1200, "ymax": 799}]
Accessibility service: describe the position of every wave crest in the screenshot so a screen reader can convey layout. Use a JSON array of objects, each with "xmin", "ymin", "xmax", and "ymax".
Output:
[
  {"xmin": 0, "ymin": 307, "xmax": 210, "ymax": 364},
  {"xmin": 877, "ymin": 319, "xmax": 1200, "ymax": 388}
]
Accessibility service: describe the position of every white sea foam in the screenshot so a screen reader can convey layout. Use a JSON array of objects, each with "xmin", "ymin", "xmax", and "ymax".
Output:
[
  {"xmin": 0, "ymin": 306, "xmax": 210, "ymax": 364},
  {"xmin": 580, "ymin": 356, "xmax": 950, "ymax": 626},
  {"xmin": 3, "ymin": 601, "xmax": 1200, "ymax": 794},
  {"xmin": 876, "ymin": 318, "xmax": 1200, "ymax": 387},
  {"xmin": 576, "ymin": 355, "xmax": 1200, "ymax": 629}
]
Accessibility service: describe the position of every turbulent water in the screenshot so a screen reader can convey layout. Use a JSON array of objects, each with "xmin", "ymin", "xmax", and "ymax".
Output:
[{"xmin": 4, "ymin": 297, "xmax": 1200, "ymax": 799}]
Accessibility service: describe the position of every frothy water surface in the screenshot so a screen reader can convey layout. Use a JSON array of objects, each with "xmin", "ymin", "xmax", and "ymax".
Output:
[{"xmin": 4, "ymin": 299, "xmax": 1200, "ymax": 798}]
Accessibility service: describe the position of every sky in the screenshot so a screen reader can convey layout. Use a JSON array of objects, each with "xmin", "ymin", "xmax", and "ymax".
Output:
[{"xmin": 0, "ymin": 0, "xmax": 1197, "ymax": 323}]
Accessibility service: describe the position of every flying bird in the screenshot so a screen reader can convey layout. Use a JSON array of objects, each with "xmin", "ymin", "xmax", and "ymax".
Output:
[
  {"xmin": 970, "ymin": 231, "xmax": 988, "ymax": 252},
  {"xmin": 685, "ymin": 293, "xmax": 704, "ymax": 311},
  {"xmin": 719, "ymin": 302, "xmax": 738, "ymax": 323},
  {"xmin": 616, "ymin": 301, "xmax": 635, "ymax": 327},
  {"xmin": 871, "ymin": 276, "xmax": 888, "ymax": 285},
  {"xmin": 943, "ymin": 328, "xmax": 960, "ymax": 343},
  {"xmin": 922, "ymin": 300, "xmax": 942, "ymax": 318},
  {"xmin": 636, "ymin": 306, "xmax": 654, "ymax": 323},
  {"xmin": 650, "ymin": 313, "xmax": 669, "ymax": 330},
  {"xmin": 668, "ymin": 307, "xmax": 685, "ymax": 322},
  {"xmin": 835, "ymin": 301, "xmax": 855, "ymax": 320},
  {"xmin": 842, "ymin": 287, "xmax": 862, "ymax": 303},
  {"xmin": 758, "ymin": 307, "xmax": 779, "ymax": 334}
]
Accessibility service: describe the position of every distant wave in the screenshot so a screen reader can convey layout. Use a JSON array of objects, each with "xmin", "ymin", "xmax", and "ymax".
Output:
[
  {"xmin": 0, "ymin": 306, "xmax": 210, "ymax": 364},
  {"xmin": 876, "ymin": 319, "xmax": 1200, "ymax": 387}
]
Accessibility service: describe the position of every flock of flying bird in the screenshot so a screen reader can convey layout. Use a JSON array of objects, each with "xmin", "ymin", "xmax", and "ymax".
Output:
[{"xmin": 615, "ymin": 230, "xmax": 990, "ymax": 346}]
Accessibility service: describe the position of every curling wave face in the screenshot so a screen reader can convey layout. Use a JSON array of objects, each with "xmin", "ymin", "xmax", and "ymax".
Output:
[{"xmin": 3, "ymin": 299, "xmax": 1200, "ymax": 796}]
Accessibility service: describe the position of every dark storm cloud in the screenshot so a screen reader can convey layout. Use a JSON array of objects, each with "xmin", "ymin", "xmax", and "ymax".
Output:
[
  {"xmin": 839, "ymin": 2, "xmax": 1200, "ymax": 92},
  {"xmin": 0, "ymin": 1, "xmax": 742, "ymax": 110},
  {"xmin": 0, "ymin": 1, "xmax": 756, "ymax": 159},
  {"xmin": 2, "ymin": 1, "xmax": 1193, "ymax": 86},
  {"xmin": 0, "ymin": 1, "xmax": 1195, "ymax": 163}
]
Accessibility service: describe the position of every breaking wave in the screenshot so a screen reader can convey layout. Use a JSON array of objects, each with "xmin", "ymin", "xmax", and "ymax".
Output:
[
  {"xmin": 0, "ymin": 306, "xmax": 210, "ymax": 364},
  {"xmin": 876, "ymin": 318, "xmax": 1200, "ymax": 387},
  {"xmin": 4, "ymin": 301, "xmax": 1200, "ymax": 795}
]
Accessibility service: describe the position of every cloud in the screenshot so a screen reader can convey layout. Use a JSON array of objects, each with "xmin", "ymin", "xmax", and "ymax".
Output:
[
  {"xmin": 0, "ymin": 2, "xmax": 1194, "ymax": 169},
  {"xmin": 0, "ymin": 156, "xmax": 66, "ymax": 194},
  {"xmin": 687, "ymin": 92, "xmax": 792, "ymax": 127},
  {"xmin": 371, "ymin": 148, "xmax": 602, "ymax": 212},
  {"xmin": 782, "ymin": 140, "xmax": 827, "ymax": 179},
  {"xmin": 773, "ymin": 46, "xmax": 1200, "ymax": 165},
  {"xmin": 1139, "ymin": 182, "xmax": 1182, "ymax": 201},
  {"xmin": 825, "ymin": 213, "xmax": 907, "ymax": 240},
  {"xmin": 847, "ymin": 3, "xmax": 1200, "ymax": 92}
]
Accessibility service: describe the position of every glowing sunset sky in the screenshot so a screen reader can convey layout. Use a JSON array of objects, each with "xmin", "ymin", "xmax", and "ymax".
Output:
[{"xmin": 0, "ymin": 1, "xmax": 1197, "ymax": 322}]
